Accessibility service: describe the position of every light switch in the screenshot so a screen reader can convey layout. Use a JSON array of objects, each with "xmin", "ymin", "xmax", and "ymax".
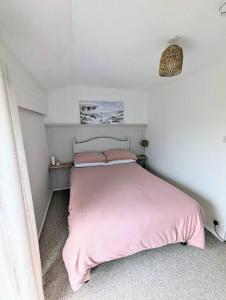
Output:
[{"xmin": 223, "ymin": 136, "xmax": 226, "ymax": 143}]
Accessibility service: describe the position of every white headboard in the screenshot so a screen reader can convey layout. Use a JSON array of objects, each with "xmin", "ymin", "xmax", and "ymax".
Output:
[{"xmin": 73, "ymin": 137, "xmax": 129, "ymax": 153}]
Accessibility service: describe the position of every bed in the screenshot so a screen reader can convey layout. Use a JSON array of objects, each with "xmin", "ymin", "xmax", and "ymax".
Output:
[{"xmin": 63, "ymin": 137, "xmax": 205, "ymax": 291}]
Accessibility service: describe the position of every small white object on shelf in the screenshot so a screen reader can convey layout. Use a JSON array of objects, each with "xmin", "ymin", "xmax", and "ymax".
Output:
[
  {"xmin": 51, "ymin": 156, "xmax": 56, "ymax": 166},
  {"xmin": 56, "ymin": 161, "xmax": 60, "ymax": 166}
]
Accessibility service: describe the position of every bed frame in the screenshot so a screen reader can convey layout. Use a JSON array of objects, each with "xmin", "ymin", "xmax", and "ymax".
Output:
[{"xmin": 73, "ymin": 137, "xmax": 130, "ymax": 153}]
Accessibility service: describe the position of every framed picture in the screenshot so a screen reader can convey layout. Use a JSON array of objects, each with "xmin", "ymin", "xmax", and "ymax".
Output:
[{"xmin": 80, "ymin": 101, "xmax": 124, "ymax": 125}]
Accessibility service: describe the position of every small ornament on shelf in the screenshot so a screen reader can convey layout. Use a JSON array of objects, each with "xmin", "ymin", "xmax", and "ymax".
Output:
[{"xmin": 51, "ymin": 155, "xmax": 56, "ymax": 166}]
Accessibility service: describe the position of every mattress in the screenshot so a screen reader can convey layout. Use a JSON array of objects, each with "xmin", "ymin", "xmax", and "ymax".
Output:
[{"xmin": 63, "ymin": 163, "xmax": 205, "ymax": 291}]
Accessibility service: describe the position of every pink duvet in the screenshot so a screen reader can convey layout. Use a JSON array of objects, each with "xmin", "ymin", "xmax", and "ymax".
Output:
[{"xmin": 63, "ymin": 163, "xmax": 205, "ymax": 291}]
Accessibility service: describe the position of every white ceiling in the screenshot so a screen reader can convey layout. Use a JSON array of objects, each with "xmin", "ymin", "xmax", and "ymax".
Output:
[{"xmin": 0, "ymin": 0, "xmax": 226, "ymax": 91}]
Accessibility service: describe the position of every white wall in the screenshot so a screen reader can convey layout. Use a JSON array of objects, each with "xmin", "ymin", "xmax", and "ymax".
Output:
[
  {"xmin": 46, "ymin": 85, "xmax": 149, "ymax": 124},
  {"xmin": 147, "ymin": 63, "xmax": 226, "ymax": 238},
  {"xmin": 0, "ymin": 41, "xmax": 47, "ymax": 114},
  {"xmin": 19, "ymin": 108, "xmax": 51, "ymax": 235}
]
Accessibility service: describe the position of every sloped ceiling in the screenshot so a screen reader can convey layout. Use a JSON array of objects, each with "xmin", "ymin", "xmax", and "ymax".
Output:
[{"xmin": 0, "ymin": 0, "xmax": 226, "ymax": 91}]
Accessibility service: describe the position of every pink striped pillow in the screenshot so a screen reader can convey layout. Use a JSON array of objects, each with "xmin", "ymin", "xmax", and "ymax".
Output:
[
  {"xmin": 104, "ymin": 149, "xmax": 136, "ymax": 162},
  {"xmin": 74, "ymin": 152, "xmax": 106, "ymax": 164}
]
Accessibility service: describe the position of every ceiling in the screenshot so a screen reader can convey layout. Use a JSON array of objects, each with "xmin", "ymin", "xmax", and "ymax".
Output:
[{"xmin": 0, "ymin": 0, "xmax": 226, "ymax": 91}]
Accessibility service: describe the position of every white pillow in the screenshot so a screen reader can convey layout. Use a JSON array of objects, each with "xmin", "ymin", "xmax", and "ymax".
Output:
[
  {"xmin": 74, "ymin": 162, "xmax": 107, "ymax": 168},
  {"xmin": 75, "ymin": 159, "xmax": 136, "ymax": 168},
  {"xmin": 106, "ymin": 159, "xmax": 136, "ymax": 166}
]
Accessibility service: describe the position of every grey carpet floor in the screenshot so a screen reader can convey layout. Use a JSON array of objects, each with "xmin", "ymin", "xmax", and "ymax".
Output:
[{"xmin": 39, "ymin": 190, "xmax": 226, "ymax": 300}]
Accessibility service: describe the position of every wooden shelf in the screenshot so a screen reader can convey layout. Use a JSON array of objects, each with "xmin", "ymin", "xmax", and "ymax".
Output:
[
  {"xmin": 45, "ymin": 123, "xmax": 148, "ymax": 127},
  {"xmin": 49, "ymin": 162, "xmax": 73, "ymax": 170}
]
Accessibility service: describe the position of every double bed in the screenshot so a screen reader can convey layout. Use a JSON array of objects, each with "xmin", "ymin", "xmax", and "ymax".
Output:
[{"xmin": 63, "ymin": 137, "xmax": 205, "ymax": 291}]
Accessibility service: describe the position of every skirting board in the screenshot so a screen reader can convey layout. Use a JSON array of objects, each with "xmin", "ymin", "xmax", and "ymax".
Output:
[
  {"xmin": 38, "ymin": 187, "xmax": 70, "ymax": 238},
  {"xmin": 204, "ymin": 224, "xmax": 225, "ymax": 243},
  {"xmin": 38, "ymin": 191, "xmax": 53, "ymax": 238}
]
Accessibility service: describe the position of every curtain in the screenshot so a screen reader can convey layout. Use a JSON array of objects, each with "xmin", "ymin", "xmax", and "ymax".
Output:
[{"xmin": 0, "ymin": 65, "xmax": 44, "ymax": 300}]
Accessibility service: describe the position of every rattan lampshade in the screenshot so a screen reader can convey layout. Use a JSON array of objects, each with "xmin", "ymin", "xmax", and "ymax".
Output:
[
  {"xmin": 159, "ymin": 44, "xmax": 183, "ymax": 77},
  {"xmin": 219, "ymin": 1, "xmax": 226, "ymax": 15}
]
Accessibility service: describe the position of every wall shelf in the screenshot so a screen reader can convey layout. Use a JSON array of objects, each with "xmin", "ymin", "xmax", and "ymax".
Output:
[
  {"xmin": 45, "ymin": 123, "xmax": 147, "ymax": 127},
  {"xmin": 49, "ymin": 162, "xmax": 73, "ymax": 170}
]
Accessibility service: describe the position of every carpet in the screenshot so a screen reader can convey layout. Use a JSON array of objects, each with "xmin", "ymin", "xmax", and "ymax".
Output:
[{"xmin": 39, "ymin": 190, "xmax": 226, "ymax": 300}]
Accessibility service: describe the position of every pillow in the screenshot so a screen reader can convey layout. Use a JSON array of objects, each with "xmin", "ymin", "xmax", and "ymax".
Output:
[
  {"xmin": 104, "ymin": 149, "xmax": 137, "ymax": 162},
  {"xmin": 75, "ymin": 162, "xmax": 107, "ymax": 168},
  {"xmin": 74, "ymin": 152, "xmax": 106, "ymax": 167},
  {"xmin": 106, "ymin": 159, "xmax": 136, "ymax": 166}
]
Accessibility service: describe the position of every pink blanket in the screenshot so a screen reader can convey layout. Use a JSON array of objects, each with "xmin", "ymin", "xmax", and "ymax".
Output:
[{"xmin": 63, "ymin": 163, "xmax": 205, "ymax": 291}]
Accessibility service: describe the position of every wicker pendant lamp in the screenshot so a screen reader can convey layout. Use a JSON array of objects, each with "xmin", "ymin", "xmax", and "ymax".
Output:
[
  {"xmin": 219, "ymin": 1, "xmax": 226, "ymax": 15},
  {"xmin": 159, "ymin": 38, "xmax": 183, "ymax": 77}
]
